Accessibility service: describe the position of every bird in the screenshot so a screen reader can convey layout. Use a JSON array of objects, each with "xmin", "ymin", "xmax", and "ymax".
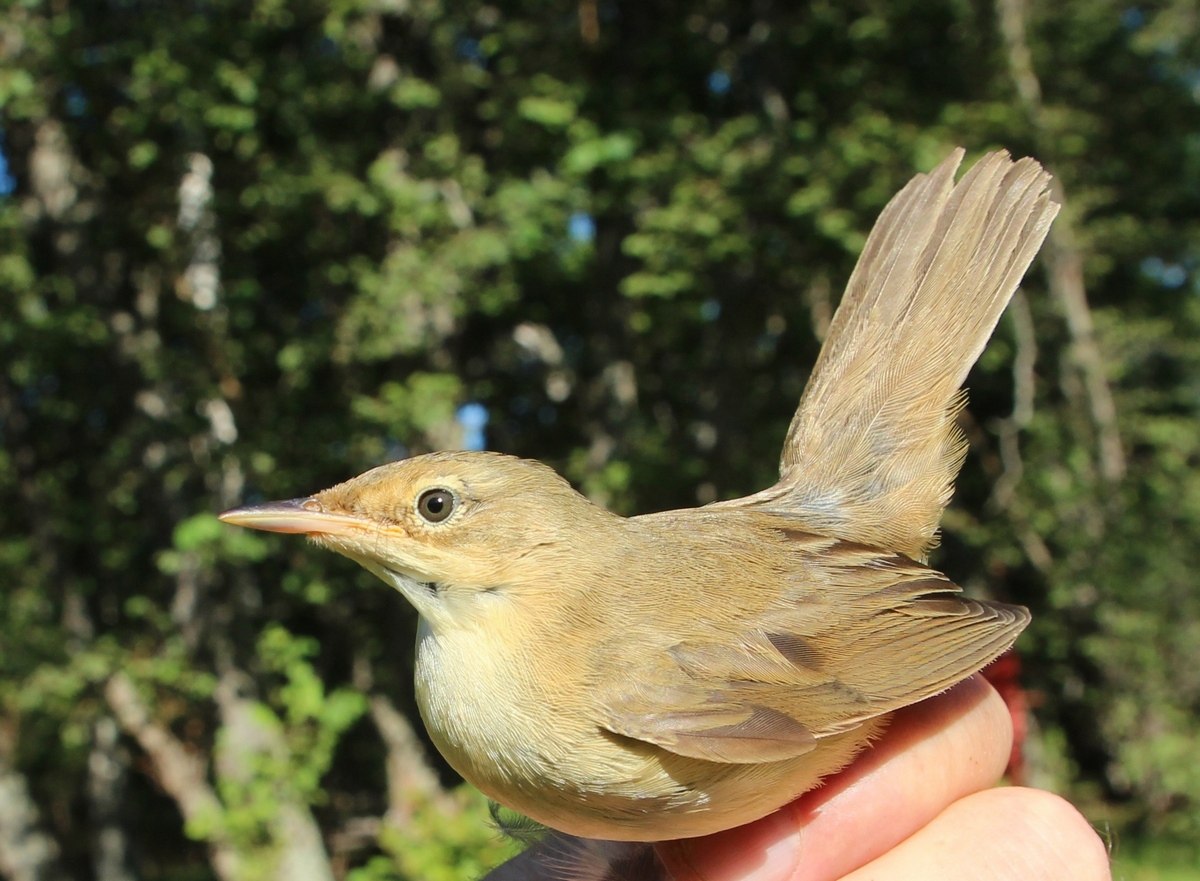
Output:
[{"xmin": 220, "ymin": 148, "xmax": 1058, "ymax": 842}]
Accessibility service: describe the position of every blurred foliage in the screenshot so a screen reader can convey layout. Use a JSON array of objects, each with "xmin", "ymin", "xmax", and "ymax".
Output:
[
  {"xmin": 1, "ymin": 0, "xmax": 1199, "ymax": 878},
  {"xmin": 1112, "ymin": 840, "xmax": 1200, "ymax": 881}
]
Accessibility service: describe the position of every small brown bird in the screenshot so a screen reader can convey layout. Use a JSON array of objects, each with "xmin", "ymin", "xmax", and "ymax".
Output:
[{"xmin": 221, "ymin": 149, "xmax": 1058, "ymax": 841}]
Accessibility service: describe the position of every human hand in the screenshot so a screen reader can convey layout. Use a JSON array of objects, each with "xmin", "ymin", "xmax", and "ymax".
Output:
[
  {"xmin": 484, "ymin": 675, "xmax": 1110, "ymax": 880},
  {"xmin": 656, "ymin": 674, "xmax": 1110, "ymax": 880}
]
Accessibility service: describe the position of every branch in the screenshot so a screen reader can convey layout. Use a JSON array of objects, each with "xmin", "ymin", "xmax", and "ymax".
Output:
[
  {"xmin": 87, "ymin": 716, "xmax": 136, "ymax": 881},
  {"xmin": 353, "ymin": 655, "xmax": 458, "ymax": 826},
  {"xmin": 996, "ymin": 0, "xmax": 1126, "ymax": 482},
  {"xmin": 991, "ymin": 288, "xmax": 1038, "ymax": 510},
  {"xmin": 103, "ymin": 673, "xmax": 241, "ymax": 881},
  {"xmin": 211, "ymin": 666, "xmax": 335, "ymax": 881},
  {"xmin": 369, "ymin": 693, "xmax": 459, "ymax": 826},
  {"xmin": 1044, "ymin": 225, "xmax": 1126, "ymax": 481},
  {"xmin": 0, "ymin": 725, "xmax": 69, "ymax": 881}
]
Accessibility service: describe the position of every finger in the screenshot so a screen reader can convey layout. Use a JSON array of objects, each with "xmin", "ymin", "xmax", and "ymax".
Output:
[
  {"xmin": 658, "ymin": 674, "xmax": 1012, "ymax": 881},
  {"xmin": 841, "ymin": 787, "xmax": 1111, "ymax": 881}
]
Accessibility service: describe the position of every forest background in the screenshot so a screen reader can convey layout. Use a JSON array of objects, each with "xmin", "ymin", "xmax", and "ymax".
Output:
[{"xmin": 2, "ymin": 1, "xmax": 1199, "ymax": 879}]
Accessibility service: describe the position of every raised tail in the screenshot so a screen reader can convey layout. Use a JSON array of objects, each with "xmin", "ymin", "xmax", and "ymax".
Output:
[{"xmin": 729, "ymin": 149, "xmax": 1059, "ymax": 560}]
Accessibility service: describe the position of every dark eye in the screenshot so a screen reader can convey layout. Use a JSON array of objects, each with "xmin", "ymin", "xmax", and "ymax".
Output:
[{"xmin": 416, "ymin": 488, "xmax": 456, "ymax": 523}]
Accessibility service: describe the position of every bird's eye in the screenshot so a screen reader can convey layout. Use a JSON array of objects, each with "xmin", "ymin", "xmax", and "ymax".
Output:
[{"xmin": 416, "ymin": 488, "xmax": 456, "ymax": 524}]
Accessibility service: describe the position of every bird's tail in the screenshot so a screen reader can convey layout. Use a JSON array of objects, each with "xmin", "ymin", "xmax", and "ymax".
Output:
[{"xmin": 732, "ymin": 149, "xmax": 1058, "ymax": 560}]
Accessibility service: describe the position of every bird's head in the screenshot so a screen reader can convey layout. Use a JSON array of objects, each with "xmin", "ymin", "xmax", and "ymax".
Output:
[{"xmin": 219, "ymin": 451, "xmax": 616, "ymax": 630}]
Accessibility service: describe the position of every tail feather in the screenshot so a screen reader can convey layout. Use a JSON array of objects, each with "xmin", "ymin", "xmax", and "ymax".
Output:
[{"xmin": 727, "ymin": 149, "xmax": 1058, "ymax": 560}]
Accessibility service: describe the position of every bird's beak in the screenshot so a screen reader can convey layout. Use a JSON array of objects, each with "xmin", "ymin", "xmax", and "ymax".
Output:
[{"xmin": 218, "ymin": 499, "xmax": 369, "ymax": 537}]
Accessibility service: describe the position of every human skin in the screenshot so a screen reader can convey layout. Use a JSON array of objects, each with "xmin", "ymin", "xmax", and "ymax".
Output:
[{"xmin": 485, "ymin": 675, "xmax": 1112, "ymax": 881}]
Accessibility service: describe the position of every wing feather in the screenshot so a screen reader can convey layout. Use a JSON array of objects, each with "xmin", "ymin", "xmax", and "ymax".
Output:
[{"xmin": 601, "ymin": 549, "xmax": 1028, "ymax": 762}]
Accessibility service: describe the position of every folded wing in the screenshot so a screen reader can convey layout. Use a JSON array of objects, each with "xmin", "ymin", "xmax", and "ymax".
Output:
[{"xmin": 601, "ymin": 543, "xmax": 1028, "ymax": 764}]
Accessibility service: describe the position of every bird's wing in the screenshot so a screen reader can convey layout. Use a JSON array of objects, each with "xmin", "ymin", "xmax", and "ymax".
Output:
[
  {"xmin": 719, "ymin": 150, "xmax": 1058, "ymax": 561},
  {"xmin": 600, "ymin": 544, "xmax": 1028, "ymax": 764}
]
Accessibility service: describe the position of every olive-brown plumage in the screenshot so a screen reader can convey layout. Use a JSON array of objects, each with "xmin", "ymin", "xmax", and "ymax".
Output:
[{"xmin": 220, "ymin": 149, "xmax": 1057, "ymax": 841}]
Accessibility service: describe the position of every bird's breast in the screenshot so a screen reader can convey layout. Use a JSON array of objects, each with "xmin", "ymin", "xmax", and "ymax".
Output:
[
  {"xmin": 409, "ymin": 613, "xmax": 692, "ymax": 830},
  {"xmin": 412, "ymin": 616, "xmax": 591, "ymax": 789}
]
